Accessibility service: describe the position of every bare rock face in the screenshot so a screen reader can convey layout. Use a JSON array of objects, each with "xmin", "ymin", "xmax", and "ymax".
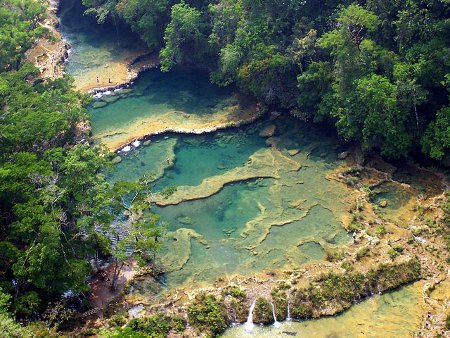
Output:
[{"xmin": 259, "ymin": 125, "xmax": 277, "ymax": 138}]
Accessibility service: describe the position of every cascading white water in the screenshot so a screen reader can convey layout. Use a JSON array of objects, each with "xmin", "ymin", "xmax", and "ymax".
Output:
[
  {"xmin": 244, "ymin": 300, "xmax": 257, "ymax": 332},
  {"xmin": 286, "ymin": 298, "xmax": 291, "ymax": 321},
  {"xmin": 271, "ymin": 302, "xmax": 281, "ymax": 328}
]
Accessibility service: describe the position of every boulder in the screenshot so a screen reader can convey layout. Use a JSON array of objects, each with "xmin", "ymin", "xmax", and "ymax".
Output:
[
  {"xmin": 111, "ymin": 156, "xmax": 122, "ymax": 164},
  {"xmin": 338, "ymin": 151, "xmax": 350, "ymax": 160},
  {"xmin": 259, "ymin": 125, "xmax": 276, "ymax": 137},
  {"xmin": 379, "ymin": 199, "xmax": 388, "ymax": 208}
]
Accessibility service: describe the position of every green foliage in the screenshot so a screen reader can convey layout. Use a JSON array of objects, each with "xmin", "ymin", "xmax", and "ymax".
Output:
[
  {"xmin": 421, "ymin": 107, "xmax": 450, "ymax": 160},
  {"xmin": 160, "ymin": 185, "xmax": 178, "ymax": 199},
  {"xmin": 160, "ymin": 1, "xmax": 208, "ymax": 71},
  {"xmin": 0, "ymin": 0, "xmax": 47, "ymax": 70},
  {"xmin": 115, "ymin": 0, "xmax": 171, "ymax": 49},
  {"xmin": 0, "ymin": 288, "xmax": 12, "ymax": 314},
  {"xmin": 0, "ymin": 313, "xmax": 32, "ymax": 338},
  {"xmin": 187, "ymin": 293, "xmax": 228, "ymax": 337},
  {"xmin": 291, "ymin": 258, "xmax": 421, "ymax": 320},
  {"xmin": 253, "ymin": 298, "xmax": 273, "ymax": 325},
  {"xmin": 12, "ymin": 292, "xmax": 40, "ymax": 317},
  {"xmin": 222, "ymin": 286, "xmax": 246, "ymax": 300}
]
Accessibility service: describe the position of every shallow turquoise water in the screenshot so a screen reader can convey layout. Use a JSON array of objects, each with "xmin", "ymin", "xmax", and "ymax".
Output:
[
  {"xmin": 106, "ymin": 137, "xmax": 178, "ymax": 183},
  {"xmin": 88, "ymin": 69, "xmax": 238, "ymax": 138},
  {"xmin": 106, "ymin": 125, "xmax": 267, "ymax": 187},
  {"xmin": 156, "ymin": 181, "xmax": 273, "ymax": 287},
  {"xmin": 59, "ymin": 0, "xmax": 144, "ymax": 77},
  {"xmin": 152, "ymin": 129, "xmax": 267, "ymax": 190}
]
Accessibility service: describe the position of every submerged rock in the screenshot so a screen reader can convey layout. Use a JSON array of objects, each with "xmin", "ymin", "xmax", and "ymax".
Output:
[
  {"xmin": 102, "ymin": 95, "xmax": 120, "ymax": 104},
  {"xmin": 92, "ymin": 101, "xmax": 108, "ymax": 109},
  {"xmin": 111, "ymin": 156, "xmax": 122, "ymax": 164},
  {"xmin": 288, "ymin": 149, "xmax": 300, "ymax": 156},
  {"xmin": 177, "ymin": 216, "xmax": 193, "ymax": 225},
  {"xmin": 259, "ymin": 125, "xmax": 277, "ymax": 137},
  {"xmin": 143, "ymin": 140, "xmax": 151, "ymax": 146}
]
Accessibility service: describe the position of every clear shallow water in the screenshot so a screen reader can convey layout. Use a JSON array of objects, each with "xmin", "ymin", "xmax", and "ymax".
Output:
[
  {"xmin": 96, "ymin": 78, "xmax": 353, "ymax": 289},
  {"xmin": 59, "ymin": 0, "xmax": 147, "ymax": 92},
  {"xmin": 221, "ymin": 283, "xmax": 424, "ymax": 338},
  {"xmin": 90, "ymin": 69, "xmax": 348, "ymax": 290},
  {"xmin": 152, "ymin": 129, "xmax": 267, "ymax": 190},
  {"xmin": 106, "ymin": 122, "xmax": 266, "ymax": 187},
  {"xmin": 87, "ymin": 69, "xmax": 242, "ymax": 147},
  {"xmin": 157, "ymin": 181, "xmax": 273, "ymax": 287}
]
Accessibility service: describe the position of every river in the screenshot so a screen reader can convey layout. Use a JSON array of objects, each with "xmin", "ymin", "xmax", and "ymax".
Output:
[{"xmin": 58, "ymin": 0, "xmax": 429, "ymax": 335}]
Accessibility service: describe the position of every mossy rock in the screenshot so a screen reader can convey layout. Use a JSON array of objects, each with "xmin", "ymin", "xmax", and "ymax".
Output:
[
  {"xmin": 379, "ymin": 199, "xmax": 388, "ymax": 208},
  {"xmin": 92, "ymin": 101, "xmax": 108, "ymax": 109},
  {"xmin": 259, "ymin": 125, "xmax": 276, "ymax": 137},
  {"xmin": 111, "ymin": 156, "xmax": 122, "ymax": 164},
  {"xmin": 253, "ymin": 298, "xmax": 274, "ymax": 325},
  {"xmin": 291, "ymin": 303, "xmax": 313, "ymax": 319},
  {"xmin": 188, "ymin": 293, "xmax": 228, "ymax": 337}
]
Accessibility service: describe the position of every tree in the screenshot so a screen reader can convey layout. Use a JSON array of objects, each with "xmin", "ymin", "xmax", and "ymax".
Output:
[
  {"xmin": 421, "ymin": 107, "xmax": 450, "ymax": 160},
  {"xmin": 354, "ymin": 74, "xmax": 411, "ymax": 157},
  {"xmin": 160, "ymin": 1, "xmax": 208, "ymax": 71},
  {"xmin": 96, "ymin": 181, "xmax": 163, "ymax": 291},
  {"xmin": 0, "ymin": 0, "xmax": 47, "ymax": 70}
]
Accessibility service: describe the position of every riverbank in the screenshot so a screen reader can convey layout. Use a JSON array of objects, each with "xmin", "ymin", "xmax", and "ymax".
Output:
[
  {"xmin": 25, "ymin": 0, "xmax": 67, "ymax": 79},
  {"xmin": 25, "ymin": 0, "xmax": 158, "ymax": 93}
]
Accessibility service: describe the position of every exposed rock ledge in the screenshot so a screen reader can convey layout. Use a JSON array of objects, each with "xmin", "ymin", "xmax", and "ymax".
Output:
[
  {"xmin": 25, "ymin": 0, "xmax": 67, "ymax": 80},
  {"xmin": 148, "ymin": 147, "xmax": 301, "ymax": 206},
  {"xmin": 96, "ymin": 102, "xmax": 261, "ymax": 152}
]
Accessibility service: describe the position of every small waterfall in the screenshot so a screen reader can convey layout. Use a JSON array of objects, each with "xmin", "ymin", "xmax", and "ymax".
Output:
[
  {"xmin": 286, "ymin": 298, "xmax": 291, "ymax": 321},
  {"xmin": 244, "ymin": 300, "xmax": 256, "ymax": 332},
  {"xmin": 271, "ymin": 302, "xmax": 281, "ymax": 328}
]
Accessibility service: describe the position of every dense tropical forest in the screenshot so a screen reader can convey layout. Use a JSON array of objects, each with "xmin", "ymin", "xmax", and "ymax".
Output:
[
  {"xmin": 0, "ymin": 0, "xmax": 449, "ymax": 336},
  {"xmin": 82, "ymin": 0, "xmax": 450, "ymax": 160}
]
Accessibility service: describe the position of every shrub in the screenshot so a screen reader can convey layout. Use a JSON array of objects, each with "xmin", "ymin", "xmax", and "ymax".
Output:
[
  {"xmin": 355, "ymin": 246, "xmax": 370, "ymax": 260},
  {"xmin": 222, "ymin": 286, "xmax": 246, "ymax": 300},
  {"xmin": 108, "ymin": 315, "xmax": 127, "ymax": 328},
  {"xmin": 326, "ymin": 248, "xmax": 344, "ymax": 262},
  {"xmin": 188, "ymin": 293, "xmax": 227, "ymax": 337},
  {"xmin": 125, "ymin": 313, "xmax": 184, "ymax": 337},
  {"xmin": 253, "ymin": 298, "xmax": 273, "ymax": 324}
]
